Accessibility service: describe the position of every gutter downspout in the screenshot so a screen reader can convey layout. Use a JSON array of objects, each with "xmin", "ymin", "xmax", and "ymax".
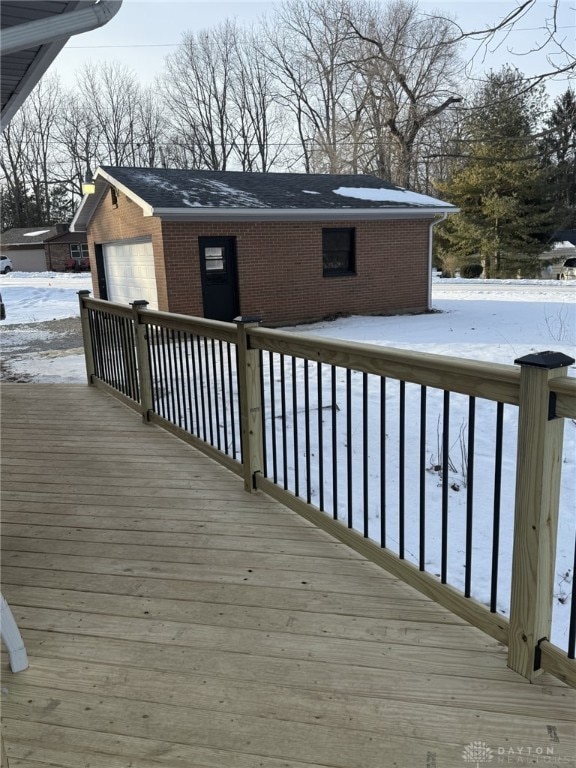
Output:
[
  {"xmin": 1, "ymin": 1, "xmax": 123, "ymax": 55},
  {"xmin": 427, "ymin": 213, "xmax": 447, "ymax": 311}
]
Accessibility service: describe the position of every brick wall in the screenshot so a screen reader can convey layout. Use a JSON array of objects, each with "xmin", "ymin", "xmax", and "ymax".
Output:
[
  {"xmin": 87, "ymin": 187, "xmax": 165, "ymax": 305},
  {"xmin": 87, "ymin": 186, "xmax": 432, "ymax": 325},
  {"xmin": 160, "ymin": 218, "xmax": 432, "ymax": 325},
  {"xmin": 45, "ymin": 243, "xmax": 69, "ymax": 271}
]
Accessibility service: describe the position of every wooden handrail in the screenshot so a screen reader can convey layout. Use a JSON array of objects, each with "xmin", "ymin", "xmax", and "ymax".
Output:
[{"xmin": 249, "ymin": 326, "xmax": 521, "ymax": 404}]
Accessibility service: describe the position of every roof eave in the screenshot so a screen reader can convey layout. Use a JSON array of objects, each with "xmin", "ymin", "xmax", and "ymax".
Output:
[
  {"xmin": 71, "ymin": 167, "xmax": 154, "ymax": 231},
  {"xmin": 151, "ymin": 207, "xmax": 459, "ymax": 222}
]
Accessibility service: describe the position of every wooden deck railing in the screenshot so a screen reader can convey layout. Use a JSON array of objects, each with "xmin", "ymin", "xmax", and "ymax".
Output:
[{"xmin": 78, "ymin": 291, "xmax": 576, "ymax": 687}]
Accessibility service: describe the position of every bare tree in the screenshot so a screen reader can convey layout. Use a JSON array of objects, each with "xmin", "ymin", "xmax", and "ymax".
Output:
[
  {"xmin": 231, "ymin": 29, "xmax": 288, "ymax": 172},
  {"xmin": 440, "ymin": 0, "xmax": 575, "ymax": 89},
  {"xmin": 347, "ymin": 0, "xmax": 463, "ymax": 188},
  {"xmin": 162, "ymin": 23, "xmax": 238, "ymax": 170},
  {"xmin": 265, "ymin": 0, "xmax": 359, "ymax": 173},
  {"xmin": 77, "ymin": 62, "xmax": 142, "ymax": 166},
  {"xmin": 136, "ymin": 87, "xmax": 169, "ymax": 167}
]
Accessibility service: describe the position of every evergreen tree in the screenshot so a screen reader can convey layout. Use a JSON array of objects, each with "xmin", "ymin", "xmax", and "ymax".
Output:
[
  {"xmin": 540, "ymin": 89, "xmax": 576, "ymax": 229},
  {"xmin": 436, "ymin": 67, "xmax": 554, "ymax": 278}
]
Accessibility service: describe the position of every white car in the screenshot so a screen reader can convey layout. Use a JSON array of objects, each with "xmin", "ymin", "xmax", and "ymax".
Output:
[
  {"xmin": 1, "ymin": 255, "xmax": 13, "ymax": 274},
  {"xmin": 560, "ymin": 257, "xmax": 576, "ymax": 280}
]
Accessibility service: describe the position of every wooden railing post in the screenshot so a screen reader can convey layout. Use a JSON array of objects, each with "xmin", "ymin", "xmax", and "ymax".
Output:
[
  {"xmin": 235, "ymin": 317, "xmax": 263, "ymax": 492},
  {"xmin": 508, "ymin": 351, "xmax": 574, "ymax": 680},
  {"xmin": 131, "ymin": 300, "xmax": 153, "ymax": 421},
  {"xmin": 78, "ymin": 290, "xmax": 95, "ymax": 385}
]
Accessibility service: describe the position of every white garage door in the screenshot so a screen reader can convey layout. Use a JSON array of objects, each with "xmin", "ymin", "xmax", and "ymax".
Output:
[{"xmin": 102, "ymin": 240, "xmax": 158, "ymax": 310}]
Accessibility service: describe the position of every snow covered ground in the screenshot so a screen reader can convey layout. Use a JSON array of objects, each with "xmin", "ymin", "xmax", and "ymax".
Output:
[{"xmin": 1, "ymin": 272, "xmax": 574, "ymax": 648}]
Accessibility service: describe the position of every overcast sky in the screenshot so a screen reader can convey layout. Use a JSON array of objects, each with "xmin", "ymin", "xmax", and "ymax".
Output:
[{"xmin": 52, "ymin": 0, "xmax": 575, "ymax": 99}]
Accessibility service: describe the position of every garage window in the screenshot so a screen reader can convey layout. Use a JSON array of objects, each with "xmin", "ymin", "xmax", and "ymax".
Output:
[{"xmin": 322, "ymin": 228, "xmax": 355, "ymax": 276}]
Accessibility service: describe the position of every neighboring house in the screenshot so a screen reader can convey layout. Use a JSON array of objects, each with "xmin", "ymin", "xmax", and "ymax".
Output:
[
  {"xmin": 71, "ymin": 167, "xmax": 458, "ymax": 325},
  {"xmin": 44, "ymin": 230, "xmax": 90, "ymax": 271},
  {"xmin": 0, "ymin": 226, "xmax": 67, "ymax": 272}
]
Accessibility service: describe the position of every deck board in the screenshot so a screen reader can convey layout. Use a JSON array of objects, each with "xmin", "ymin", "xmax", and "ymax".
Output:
[{"xmin": 1, "ymin": 383, "xmax": 575, "ymax": 768}]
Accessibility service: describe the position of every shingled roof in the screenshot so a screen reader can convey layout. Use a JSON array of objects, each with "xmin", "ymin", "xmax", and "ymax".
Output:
[
  {"xmin": 0, "ymin": 226, "xmax": 59, "ymax": 246},
  {"xmin": 72, "ymin": 167, "xmax": 457, "ymax": 230}
]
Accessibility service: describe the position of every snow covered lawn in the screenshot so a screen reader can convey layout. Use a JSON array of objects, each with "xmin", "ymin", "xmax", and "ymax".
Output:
[
  {"xmin": 0, "ymin": 271, "xmax": 92, "ymax": 325},
  {"xmin": 1, "ymin": 273, "xmax": 574, "ymax": 649}
]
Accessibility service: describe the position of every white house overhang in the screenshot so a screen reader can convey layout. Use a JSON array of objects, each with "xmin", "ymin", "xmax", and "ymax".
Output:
[{"xmin": 1, "ymin": 1, "xmax": 123, "ymax": 129}]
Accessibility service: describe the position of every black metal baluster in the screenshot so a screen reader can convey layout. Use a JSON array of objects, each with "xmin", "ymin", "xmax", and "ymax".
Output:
[
  {"xmin": 380, "ymin": 377, "xmax": 386, "ymax": 547},
  {"xmin": 196, "ymin": 334, "xmax": 207, "ymax": 442},
  {"xmin": 204, "ymin": 337, "xmax": 214, "ymax": 446},
  {"xmin": 317, "ymin": 362, "xmax": 324, "ymax": 512},
  {"xmin": 116, "ymin": 316, "xmax": 128, "ymax": 394},
  {"xmin": 399, "ymin": 380, "xmax": 406, "ymax": 558},
  {"xmin": 210, "ymin": 338, "xmax": 221, "ymax": 450},
  {"xmin": 102, "ymin": 314, "xmax": 114, "ymax": 387},
  {"xmin": 104, "ymin": 314, "xmax": 117, "ymax": 389},
  {"xmin": 145, "ymin": 323, "xmax": 156, "ymax": 413},
  {"xmin": 149, "ymin": 325, "xmax": 162, "ymax": 416},
  {"xmin": 363, "ymin": 372, "xmax": 369, "ymax": 538},
  {"xmin": 91, "ymin": 310, "xmax": 104, "ymax": 381},
  {"xmin": 490, "ymin": 402, "xmax": 504, "ymax": 612},
  {"xmin": 219, "ymin": 340, "xmax": 229, "ymax": 455},
  {"xmin": 183, "ymin": 333, "xmax": 193, "ymax": 434},
  {"xmin": 280, "ymin": 354, "xmax": 288, "ymax": 489},
  {"xmin": 165, "ymin": 327, "xmax": 178, "ymax": 424},
  {"xmin": 304, "ymin": 359, "xmax": 311, "ymax": 504},
  {"xmin": 235, "ymin": 345, "xmax": 243, "ymax": 463},
  {"xmin": 419, "ymin": 385, "xmax": 427, "ymax": 570},
  {"xmin": 175, "ymin": 330, "xmax": 187, "ymax": 430},
  {"xmin": 465, "ymin": 396, "xmax": 476, "ymax": 598},
  {"xmin": 441, "ymin": 390, "xmax": 450, "ymax": 584},
  {"xmin": 227, "ymin": 343, "xmax": 237, "ymax": 459},
  {"xmin": 332, "ymin": 365, "xmax": 338, "ymax": 520},
  {"xmin": 292, "ymin": 356, "xmax": 299, "ymax": 498},
  {"xmin": 171, "ymin": 330, "xmax": 183, "ymax": 428},
  {"xmin": 124, "ymin": 318, "xmax": 136, "ymax": 397},
  {"xmin": 190, "ymin": 333, "xmax": 201, "ymax": 439},
  {"xmin": 269, "ymin": 351, "xmax": 277, "ymax": 482},
  {"xmin": 346, "ymin": 368, "xmax": 352, "ymax": 529},
  {"xmin": 260, "ymin": 350, "xmax": 268, "ymax": 476}
]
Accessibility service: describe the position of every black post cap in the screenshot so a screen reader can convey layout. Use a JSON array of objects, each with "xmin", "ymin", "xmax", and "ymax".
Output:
[
  {"xmin": 130, "ymin": 300, "xmax": 149, "ymax": 308},
  {"xmin": 77, "ymin": 290, "xmax": 91, "ymax": 296},
  {"xmin": 514, "ymin": 351, "xmax": 575, "ymax": 369}
]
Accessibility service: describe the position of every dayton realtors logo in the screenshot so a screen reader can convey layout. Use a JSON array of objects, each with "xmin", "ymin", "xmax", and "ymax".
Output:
[
  {"xmin": 462, "ymin": 742, "xmax": 567, "ymax": 765},
  {"xmin": 462, "ymin": 742, "xmax": 494, "ymax": 766}
]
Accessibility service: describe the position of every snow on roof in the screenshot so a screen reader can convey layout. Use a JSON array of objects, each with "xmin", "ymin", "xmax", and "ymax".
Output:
[
  {"xmin": 303, "ymin": 190, "xmax": 320, "ymax": 195},
  {"xmin": 23, "ymin": 229, "xmax": 51, "ymax": 237},
  {"xmin": 552, "ymin": 241, "xmax": 576, "ymax": 250},
  {"xmin": 333, "ymin": 186, "xmax": 450, "ymax": 207}
]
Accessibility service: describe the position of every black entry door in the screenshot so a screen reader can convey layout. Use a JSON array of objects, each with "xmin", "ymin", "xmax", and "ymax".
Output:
[{"xmin": 199, "ymin": 237, "xmax": 239, "ymax": 321}]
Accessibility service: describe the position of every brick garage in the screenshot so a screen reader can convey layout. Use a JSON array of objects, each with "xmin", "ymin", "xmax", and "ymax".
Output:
[{"xmin": 72, "ymin": 167, "xmax": 456, "ymax": 326}]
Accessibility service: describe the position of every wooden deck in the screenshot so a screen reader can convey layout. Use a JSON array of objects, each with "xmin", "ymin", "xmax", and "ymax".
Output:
[{"xmin": 1, "ymin": 383, "xmax": 575, "ymax": 768}]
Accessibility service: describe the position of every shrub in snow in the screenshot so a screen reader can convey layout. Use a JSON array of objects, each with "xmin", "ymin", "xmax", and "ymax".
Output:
[{"xmin": 460, "ymin": 264, "xmax": 483, "ymax": 279}]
